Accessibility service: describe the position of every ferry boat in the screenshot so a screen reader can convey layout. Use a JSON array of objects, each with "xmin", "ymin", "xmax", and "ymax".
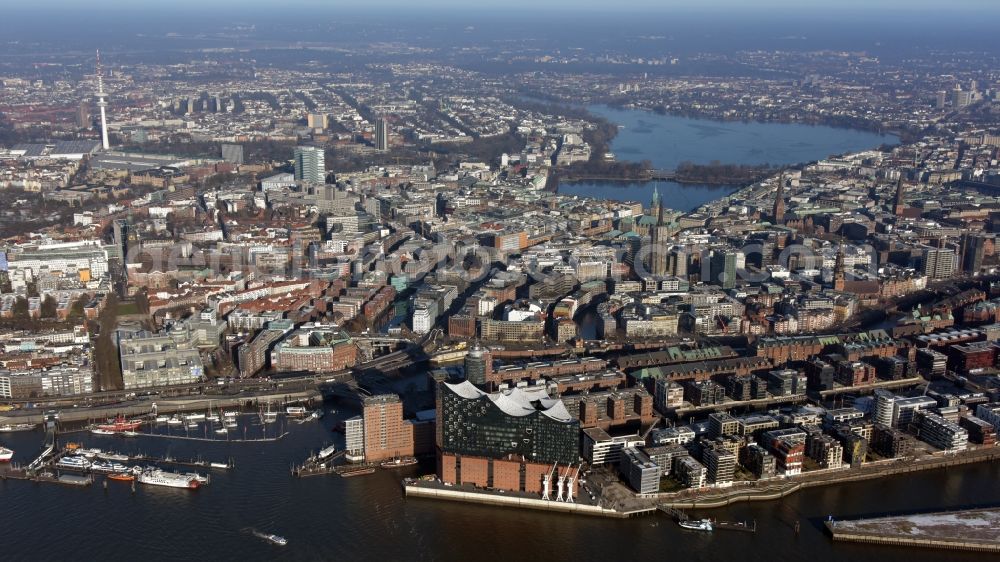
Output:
[
  {"xmin": 56, "ymin": 456, "xmax": 91, "ymax": 470},
  {"xmin": 380, "ymin": 457, "xmax": 418, "ymax": 469},
  {"xmin": 252, "ymin": 530, "xmax": 287, "ymax": 546},
  {"xmin": 96, "ymin": 416, "xmax": 143, "ymax": 432},
  {"xmin": 286, "ymin": 406, "xmax": 307, "ymax": 417},
  {"xmin": 138, "ymin": 468, "xmax": 201, "ymax": 489},
  {"xmin": 184, "ymin": 413, "xmax": 206, "ymax": 422},
  {"xmin": 678, "ymin": 519, "xmax": 713, "ymax": 532},
  {"xmin": 0, "ymin": 423, "xmax": 36, "ymax": 432},
  {"xmin": 91, "ymin": 461, "xmax": 129, "ymax": 474},
  {"xmin": 317, "ymin": 444, "xmax": 337, "ymax": 459},
  {"xmin": 107, "ymin": 472, "xmax": 135, "ymax": 482},
  {"xmin": 0, "ymin": 446, "xmax": 13, "ymax": 462}
]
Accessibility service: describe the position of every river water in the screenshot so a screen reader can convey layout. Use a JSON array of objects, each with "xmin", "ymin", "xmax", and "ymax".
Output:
[
  {"xmin": 559, "ymin": 106, "xmax": 897, "ymax": 211},
  {"xmin": 2, "ymin": 398, "xmax": 999, "ymax": 561}
]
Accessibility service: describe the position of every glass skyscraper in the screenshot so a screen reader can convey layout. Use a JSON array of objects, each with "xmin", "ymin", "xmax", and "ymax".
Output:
[{"xmin": 294, "ymin": 146, "xmax": 325, "ymax": 183}]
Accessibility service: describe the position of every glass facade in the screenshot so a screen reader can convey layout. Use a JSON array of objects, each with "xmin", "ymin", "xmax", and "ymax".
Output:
[{"xmin": 439, "ymin": 383, "xmax": 579, "ymax": 464}]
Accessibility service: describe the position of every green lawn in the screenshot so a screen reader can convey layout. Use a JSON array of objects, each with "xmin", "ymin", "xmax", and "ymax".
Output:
[{"xmin": 116, "ymin": 301, "xmax": 140, "ymax": 316}]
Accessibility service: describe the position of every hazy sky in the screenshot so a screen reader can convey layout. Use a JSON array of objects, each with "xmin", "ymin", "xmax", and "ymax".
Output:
[{"xmin": 13, "ymin": 0, "xmax": 1000, "ymax": 11}]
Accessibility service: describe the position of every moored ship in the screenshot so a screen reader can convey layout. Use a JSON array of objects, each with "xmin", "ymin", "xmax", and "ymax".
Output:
[
  {"xmin": 138, "ymin": 468, "xmax": 201, "ymax": 489},
  {"xmin": 97, "ymin": 452, "xmax": 130, "ymax": 462},
  {"xmin": 96, "ymin": 416, "xmax": 143, "ymax": 432},
  {"xmin": 379, "ymin": 457, "xmax": 418, "ymax": 469},
  {"xmin": 91, "ymin": 460, "xmax": 129, "ymax": 473},
  {"xmin": 0, "ymin": 446, "xmax": 13, "ymax": 462},
  {"xmin": 678, "ymin": 519, "xmax": 713, "ymax": 532},
  {"xmin": 56, "ymin": 456, "xmax": 91, "ymax": 470},
  {"xmin": 107, "ymin": 472, "xmax": 135, "ymax": 482},
  {"xmin": 0, "ymin": 423, "xmax": 36, "ymax": 432}
]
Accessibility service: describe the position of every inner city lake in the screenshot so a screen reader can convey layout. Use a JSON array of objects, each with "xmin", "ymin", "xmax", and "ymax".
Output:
[{"xmin": 559, "ymin": 106, "xmax": 898, "ymax": 211}]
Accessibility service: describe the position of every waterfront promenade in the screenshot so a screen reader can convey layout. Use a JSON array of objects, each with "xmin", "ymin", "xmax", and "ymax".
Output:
[
  {"xmin": 657, "ymin": 446, "xmax": 1000, "ymax": 510},
  {"xmin": 406, "ymin": 446, "xmax": 1000, "ymax": 517}
]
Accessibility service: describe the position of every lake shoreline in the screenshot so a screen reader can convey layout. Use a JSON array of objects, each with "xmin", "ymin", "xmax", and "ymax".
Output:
[{"xmin": 553, "ymin": 105, "xmax": 896, "ymax": 209}]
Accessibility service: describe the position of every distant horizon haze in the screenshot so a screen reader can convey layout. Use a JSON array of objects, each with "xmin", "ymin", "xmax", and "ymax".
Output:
[
  {"xmin": 5, "ymin": 0, "xmax": 1000, "ymax": 14},
  {"xmin": 2, "ymin": 0, "xmax": 998, "ymax": 57}
]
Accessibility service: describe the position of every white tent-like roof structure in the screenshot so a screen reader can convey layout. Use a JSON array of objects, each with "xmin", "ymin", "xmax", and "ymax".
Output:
[{"xmin": 445, "ymin": 380, "xmax": 574, "ymax": 423}]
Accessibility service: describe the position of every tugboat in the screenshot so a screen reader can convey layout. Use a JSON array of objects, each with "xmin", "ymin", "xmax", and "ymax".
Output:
[
  {"xmin": 678, "ymin": 519, "xmax": 714, "ymax": 532},
  {"xmin": 107, "ymin": 472, "xmax": 136, "ymax": 482}
]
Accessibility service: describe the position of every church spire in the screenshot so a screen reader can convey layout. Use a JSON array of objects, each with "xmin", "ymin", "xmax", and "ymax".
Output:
[
  {"xmin": 650, "ymin": 182, "xmax": 661, "ymax": 218},
  {"xmin": 833, "ymin": 245, "xmax": 846, "ymax": 291}
]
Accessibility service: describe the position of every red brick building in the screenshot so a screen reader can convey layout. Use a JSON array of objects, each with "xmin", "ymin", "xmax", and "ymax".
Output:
[
  {"xmin": 363, "ymin": 394, "xmax": 414, "ymax": 462},
  {"xmin": 270, "ymin": 326, "xmax": 358, "ymax": 373},
  {"xmin": 438, "ymin": 453, "xmax": 579, "ymax": 495},
  {"xmin": 947, "ymin": 341, "xmax": 998, "ymax": 373}
]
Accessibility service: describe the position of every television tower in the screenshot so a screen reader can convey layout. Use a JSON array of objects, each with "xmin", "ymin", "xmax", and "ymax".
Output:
[{"xmin": 95, "ymin": 50, "xmax": 110, "ymax": 150}]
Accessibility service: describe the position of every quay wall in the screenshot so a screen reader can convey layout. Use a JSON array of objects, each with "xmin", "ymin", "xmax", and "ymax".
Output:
[
  {"xmin": 825, "ymin": 525, "xmax": 1000, "ymax": 553},
  {"xmin": 404, "ymin": 484, "xmax": 642, "ymax": 518}
]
